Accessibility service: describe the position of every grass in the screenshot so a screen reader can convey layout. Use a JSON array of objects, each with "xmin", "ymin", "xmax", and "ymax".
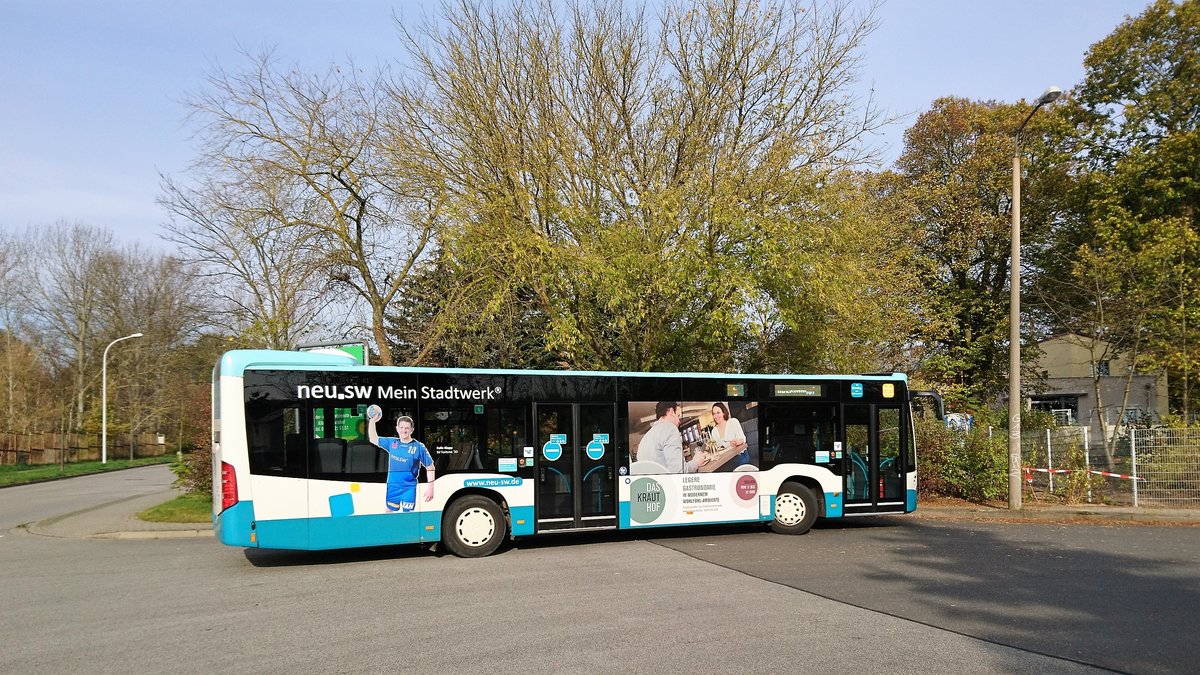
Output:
[
  {"xmin": 0, "ymin": 456, "xmax": 174, "ymax": 488},
  {"xmin": 138, "ymin": 492, "xmax": 212, "ymax": 523}
]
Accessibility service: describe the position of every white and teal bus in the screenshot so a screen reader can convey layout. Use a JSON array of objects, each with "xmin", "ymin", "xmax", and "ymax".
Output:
[{"xmin": 212, "ymin": 349, "xmax": 941, "ymax": 557}]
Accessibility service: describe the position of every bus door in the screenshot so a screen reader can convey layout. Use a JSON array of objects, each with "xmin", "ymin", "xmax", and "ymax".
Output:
[
  {"xmin": 842, "ymin": 404, "xmax": 905, "ymax": 513},
  {"xmin": 534, "ymin": 403, "xmax": 617, "ymax": 532}
]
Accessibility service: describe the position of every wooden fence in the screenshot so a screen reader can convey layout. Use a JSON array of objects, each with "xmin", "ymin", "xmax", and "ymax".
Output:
[{"xmin": 0, "ymin": 431, "xmax": 170, "ymax": 466}]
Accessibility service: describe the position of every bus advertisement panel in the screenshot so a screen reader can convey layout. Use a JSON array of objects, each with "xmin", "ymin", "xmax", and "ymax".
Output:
[{"xmin": 628, "ymin": 400, "xmax": 760, "ymax": 474}]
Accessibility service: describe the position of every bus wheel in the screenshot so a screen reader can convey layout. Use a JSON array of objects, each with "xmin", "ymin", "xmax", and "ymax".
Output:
[
  {"xmin": 442, "ymin": 496, "xmax": 505, "ymax": 558},
  {"xmin": 770, "ymin": 482, "xmax": 818, "ymax": 535}
]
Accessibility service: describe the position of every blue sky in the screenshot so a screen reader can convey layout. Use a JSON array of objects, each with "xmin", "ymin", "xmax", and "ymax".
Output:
[{"xmin": 0, "ymin": 0, "xmax": 1153, "ymax": 249}]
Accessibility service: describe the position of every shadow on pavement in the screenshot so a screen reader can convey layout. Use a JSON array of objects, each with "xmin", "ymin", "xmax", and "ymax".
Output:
[
  {"xmin": 875, "ymin": 521, "xmax": 1199, "ymax": 675},
  {"xmin": 244, "ymin": 543, "xmax": 432, "ymax": 567},
  {"xmin": 239, "ymin": 517, "xmax": 907, "ymax": 565},
  {"xmin": 660, "ymin": 518, "xmax": 1200, "ymax": 675}
]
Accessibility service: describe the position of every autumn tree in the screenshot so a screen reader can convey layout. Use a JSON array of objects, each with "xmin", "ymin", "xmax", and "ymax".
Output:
[
  {"xmin": 1076, "ymin": 0, "xmax": 1200, "ymax": 421},
  {"xmin": 385, "ymin": 0, "xmax": 910, "ymax": 372},
  {"xmin": 884, "ymin": 97, "xmax": 1064, "ymax": 406},
  {"xmin": 1032, "ymin": 0, "xmax": 1200, "ymax": 422}
]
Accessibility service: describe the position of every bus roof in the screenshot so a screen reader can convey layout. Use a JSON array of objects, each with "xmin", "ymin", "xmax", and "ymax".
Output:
[{"xmin": 217, "ymin": 349, "xmax": 908, "ymax": 383}]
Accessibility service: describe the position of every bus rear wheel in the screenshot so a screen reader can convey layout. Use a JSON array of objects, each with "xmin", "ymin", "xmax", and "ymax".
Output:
[
  {"xmin": 770, "ymin": 481, "xmax": 818, "ymax": 535},
  {"xmin": 442, "ymin": 496, "xmax": 506, "ymax": 558}
]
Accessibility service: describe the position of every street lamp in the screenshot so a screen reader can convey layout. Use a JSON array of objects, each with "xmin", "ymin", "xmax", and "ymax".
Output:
[
  {"xmin": 1009, "ymin": 86, "xmax": 1062, "ymax": 510},
  {"xmin": 102, "ymin": 332, "xmax": 144, "ymax": 464}
]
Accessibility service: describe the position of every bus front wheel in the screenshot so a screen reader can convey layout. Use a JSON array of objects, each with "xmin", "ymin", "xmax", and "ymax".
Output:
[
  {"xmin": 770, "ymin": 482, "xmax": 818, "ymax": 535},
  {"xmin": 442, "ymin": 496, "xmax": 506, "ymax": 558}
]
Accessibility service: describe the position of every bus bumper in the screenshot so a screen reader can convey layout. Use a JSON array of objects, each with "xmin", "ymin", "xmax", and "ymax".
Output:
[{"xmin": 215, "ymin": 500, "xmax": 257, "ymax": 547}]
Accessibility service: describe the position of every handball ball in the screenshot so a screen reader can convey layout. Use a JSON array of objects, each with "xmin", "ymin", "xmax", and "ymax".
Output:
[{"xmin": 366, "ymin": 404, "xmax": 382, "ymax": 420}]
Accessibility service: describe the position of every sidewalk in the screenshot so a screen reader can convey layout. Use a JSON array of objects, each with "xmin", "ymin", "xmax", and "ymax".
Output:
[
  {"xmin": 913, "ymin": 501, "xmax": 1200, "ymax": 525},
  {"xmin": 27, "ymin": 488, "xmax": 212, "ymax": 540}
]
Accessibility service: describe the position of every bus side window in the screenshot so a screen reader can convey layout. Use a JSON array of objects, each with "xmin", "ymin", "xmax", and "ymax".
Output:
[
  {"xmin": 761, "ymin": 405, "xmax": 835, "ymax": 469},
  {"xmin": 248, "ymin": 405, "xmax": 306, "ymax": 478},
  {"xmin": 484, "ymin": 407, "xmax": 526, "ymax": 471},
  {"xmin": 313, "ymin": 438, "xmax": 346, "ymax": 475},
  {"xmin": 346, "ymin": 440, "xmax": 386, "ymax": 474},
  {"xmin": 284, "ymin": 433, "xmax": 306, "ymax": 475},
  {"xmin": 306, "ymin": 403, "xmax": 387, "ymax": 482}
]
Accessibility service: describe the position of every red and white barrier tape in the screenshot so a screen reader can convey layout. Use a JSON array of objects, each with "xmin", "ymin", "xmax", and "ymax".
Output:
[
  {"xmin": 1023, "ymin": 466, "xmax": 1145, "ymax": 481},
  {"xmin": 1087, "ymin": 469, "xmax": 1145, "ymax": 481}
]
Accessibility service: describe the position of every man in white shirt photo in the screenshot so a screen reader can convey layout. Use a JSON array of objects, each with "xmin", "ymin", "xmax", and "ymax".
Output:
[{"xmin": 636, "ymin": 401, "xmax": 706, "ymax": 473}]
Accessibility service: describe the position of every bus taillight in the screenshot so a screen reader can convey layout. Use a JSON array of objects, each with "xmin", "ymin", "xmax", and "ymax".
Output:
[{"xmin": 221, "ymin": 461, "xmax": 238, "ymax": 512}]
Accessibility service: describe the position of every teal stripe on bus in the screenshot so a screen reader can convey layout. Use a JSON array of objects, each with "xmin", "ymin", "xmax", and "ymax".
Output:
[
  {"xmin": 510, "ymin": 506, "xmax": 535, "ymax": 536},
  {"xmin": 215, "ymin": 500, "xmax": 256, "ymax": 547},
  {"xmin": 824, "ymin": 492, "xmax": 843, "ymax": 518},
  {"xmin": 305, "ymin": 512, "xmax": 426, "ymax": 549}
]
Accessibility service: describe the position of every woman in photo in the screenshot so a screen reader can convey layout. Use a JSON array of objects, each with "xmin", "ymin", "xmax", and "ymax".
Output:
[{"xmin": 709, "ymin": 402, "xmax": 749, "ymax": 468}]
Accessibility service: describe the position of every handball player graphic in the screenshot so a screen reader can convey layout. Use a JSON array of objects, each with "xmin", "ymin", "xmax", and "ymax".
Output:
[{"xmin": 366, "ymin": 405, "xmax": 435, "ymax": 512}]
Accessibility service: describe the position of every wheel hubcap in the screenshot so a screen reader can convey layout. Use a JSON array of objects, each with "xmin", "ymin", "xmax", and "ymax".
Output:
[
  {"xmin": 456, "ymin": 507, "xmax": 496, "ymax": 547},
  {"xmin": 776, "ymin": 493, "xmax": 806, "ymax": 526}
]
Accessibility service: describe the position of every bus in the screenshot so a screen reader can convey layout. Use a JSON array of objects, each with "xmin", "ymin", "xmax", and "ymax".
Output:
[{"xmin": 212, "ymin": 349, "xmax": 942, "ymax": 557}]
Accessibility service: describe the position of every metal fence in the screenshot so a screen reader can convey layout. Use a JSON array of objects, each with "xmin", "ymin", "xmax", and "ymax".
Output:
[
  {"xmin": 1017, "ymin": 425, "xmax": 1200, "ymax": 504},
  {"xmin": 1131, "ymin": 427, "xmax": 1200, "ymax": 508},
  {"xmin": 1019, "ymin": 426, "xmax": 1200, "ymax": 507},
  {"xmin": 1021, "ymin": 426, "xmax": 1098, "ymax": 503}
]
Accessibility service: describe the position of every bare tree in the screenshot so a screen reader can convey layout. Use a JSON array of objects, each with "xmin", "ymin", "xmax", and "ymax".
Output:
[
  {"xmin": 21, "ymin": 222, "xmax": 116, "ymax": 431},
  {"xmin": 96, "ymin": 246, "xmax": 210, "ymax": 457},
  {"xmin": 170, "ymin": 53, "xmax": 439, "ymax": 364},
  {"xmin": 161, "ymin": 174, "xmax": 330, "ymax": 348}
]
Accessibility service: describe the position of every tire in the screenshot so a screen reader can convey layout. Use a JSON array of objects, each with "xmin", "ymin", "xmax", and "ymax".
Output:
[
  {"xmin": 770, "ymin": 481, "xmax": 819, "ymax": 535},
  {"xmin": 442, "ymin": 496, "xmax": 506, "ymax": 558}
]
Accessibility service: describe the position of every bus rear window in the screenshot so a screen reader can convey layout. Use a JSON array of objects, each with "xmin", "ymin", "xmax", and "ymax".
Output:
[{"xmin": 247, "ymin": 405, "xmax": 306, "ymax": 477}]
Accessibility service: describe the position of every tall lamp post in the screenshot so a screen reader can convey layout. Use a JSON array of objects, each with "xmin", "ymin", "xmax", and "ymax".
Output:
[
  {"xmin": 102, "ymin": 332, "xmax": 144, "ymax": 464},
  {"xmin": 1009, "ymin": 86, "xmax": 1062, "ymax": 510}
]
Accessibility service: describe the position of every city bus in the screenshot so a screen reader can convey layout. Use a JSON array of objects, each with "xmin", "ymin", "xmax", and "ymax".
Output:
[{"xmin": 212, "ymin": 349, "xmax": 942, "ymax": 557}]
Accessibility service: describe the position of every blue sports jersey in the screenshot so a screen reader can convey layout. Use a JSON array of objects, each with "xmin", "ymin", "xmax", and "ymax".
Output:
[{"xmin": 377, "ymin": 437, "xmax": 434, "ymax": 512}]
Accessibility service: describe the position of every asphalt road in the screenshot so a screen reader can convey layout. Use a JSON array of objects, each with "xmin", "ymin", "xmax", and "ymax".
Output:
[
  {"xmin": 0, "ymin": 465, "xmax": 175, "ymax": 531},
  {"xmin": 2, "ymin": 468, "xmax": 1197, "ymax": 674},
  {"xmin": 652, "ymin": 519, "xmax": 1200, "ymax": 675}
]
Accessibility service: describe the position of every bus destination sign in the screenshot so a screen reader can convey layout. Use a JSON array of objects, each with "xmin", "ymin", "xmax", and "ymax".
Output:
[{"xmin": 773, "ymin": 384, "xmax": 823, "ymax": 397}]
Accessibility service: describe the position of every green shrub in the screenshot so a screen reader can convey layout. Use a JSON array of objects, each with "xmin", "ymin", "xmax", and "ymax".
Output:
[
  {"xmin": 1053, "ymin": 440, "xmax": 1093, "ymax": 504},
  {"xmin": 171, "ymin": 445, "xmax": 213, "ymax": 495},
  {"xmin": 916, "ymin": 417, "xmax": 1007, "ymax": 502}
]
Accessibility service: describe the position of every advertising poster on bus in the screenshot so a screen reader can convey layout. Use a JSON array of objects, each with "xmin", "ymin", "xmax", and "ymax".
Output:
[{"xmin": 627, "ymin": 400, "xmax": 759, "ymax": 474}]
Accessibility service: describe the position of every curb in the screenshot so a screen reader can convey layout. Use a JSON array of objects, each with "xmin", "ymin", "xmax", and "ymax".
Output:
[
  {"xmin": 27, "ymin": 492, "xmax": 160, "ymax": 533},
  {"xmin": 25, "ymin": 489, "xmax": 214, "ymax": 540},
  {"xmin": 92, "ymin": 529, "xmax": 213, "ymax": 540},
  {"xmin": 913, "ymin": 506, "xmax": 1200, "ymax": 525}
]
